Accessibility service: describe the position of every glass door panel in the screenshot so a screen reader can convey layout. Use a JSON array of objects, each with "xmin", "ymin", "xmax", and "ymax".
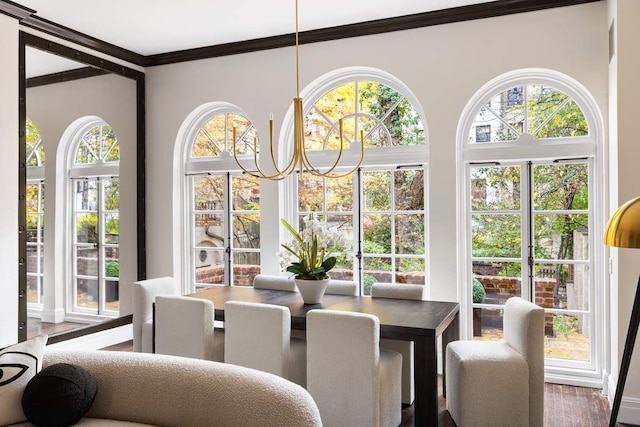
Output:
[
  {"xmin": 72, "ymin": 178, "xmax": 119, "ymax": 315},
  {"xmin": 532, "ymin": 162, "xmax": 591, "ymax": 363},
  {"xmin": 470, "ymin": 164, "xmax": 523, "ymax": 338},
  {"xmin": 231, "ymin": 174, "xmax": 261, "ymax": 286},
  {"xmin": 192, "ymin": 176, "xmax": 226, "ymax": 289},
  {"xmin": 469, "ymin": 161, "xmax": 593, "ymax": 367}
]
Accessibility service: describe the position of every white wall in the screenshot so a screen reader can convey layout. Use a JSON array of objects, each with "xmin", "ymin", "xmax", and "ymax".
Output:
[
  {"xmin": 27, "ymin": 73, "xmax": 138, "ymax": 317},
  {"xmin": 145, "ymin": 2, "xmax": 608, "ymax": 303},
  {"xmin": 608, "ymin": 0, "xmax": 640, "ymax": 419},
  {"xmin": 0, "ymin": 13, "xmax": 19, "ymax": 347}
]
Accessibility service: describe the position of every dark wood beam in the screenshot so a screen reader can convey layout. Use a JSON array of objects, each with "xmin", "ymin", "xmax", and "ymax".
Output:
[
  {"xmin": 0, "ymin": 0, "xmax": 33, "ymax": 21},
  {"xmin": 22, "ymin": 32, "xmax": 144, "ymax": 80},
  {"xmin": 20, "ymin": 15, "xmax": 146, "ymax": 67},
  {"xmin": 26, "ymin": 67, "xmax": 110, "ymax": 88}
]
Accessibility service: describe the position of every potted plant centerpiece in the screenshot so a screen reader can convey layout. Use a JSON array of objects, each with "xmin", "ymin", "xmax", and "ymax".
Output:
[{"xmin": 280, "ymin": 213, "xmax": 349, "ymax": 304}]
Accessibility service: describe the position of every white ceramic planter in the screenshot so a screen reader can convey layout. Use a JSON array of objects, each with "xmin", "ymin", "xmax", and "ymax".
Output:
[{"xmin": 294, "ymin": 278, "xmax": 329, "ymax": 304}]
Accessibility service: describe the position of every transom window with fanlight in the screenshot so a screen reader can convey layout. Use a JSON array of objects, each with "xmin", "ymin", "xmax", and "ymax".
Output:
[
  {"xmin": 303, "ymin": 80, "xmax": 425, "ymax": 150},
  {"xmin": 286, "ymin": 69, "xmax": 428, "ymax": 295},
  {"xmin": 26, "ymin": 118, "xmax": 45, "ymax": 308},
  {"xmin": 185, "ymin": 107, "xmax": 261, "ymax": 291},
  {"xmin": 468, "ymin": 83, "xmax": 589, "ymax": 144},
  {"xmin": 69, "ymin": 121, "xmax": 120, "ymax": 317}
]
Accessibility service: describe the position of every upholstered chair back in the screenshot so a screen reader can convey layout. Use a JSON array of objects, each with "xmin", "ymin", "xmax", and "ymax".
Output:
[
  {"xmin": 370, "ymin": 282, "xmax": 424, "ymax": 405},
  {"xmin": 371, "ymin": 282, "xmax": 424, "ymax": 300},
  {"xmin": 253, "ymin": 274, "xmax": 297, "ymax": 292},
  {"xmin": 307, "ymin": 309, "xmax": 402, "ymax": 426},
  {"xmin": 224, "ymin": 301, "xmax": 307, "ymax": 387},
  {"xmin": 155, "ymin": 295, "xmax": 221, "ymax": 361},
  {"xmin": 132, "ymin": 277, "xmax": 177, "ymax": 352},
  {"xmin": 504, "ymin": 296, "xmax": 545, "ymax": 427},
  {"xmin": 324, "ymin": 279, "xmax": 358, "ymax": 296}
]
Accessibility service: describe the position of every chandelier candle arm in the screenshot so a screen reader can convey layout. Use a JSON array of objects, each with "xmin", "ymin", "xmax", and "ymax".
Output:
[{"xmin": 230, "ymin": 0, "xmax": 364, "ymax": 180}]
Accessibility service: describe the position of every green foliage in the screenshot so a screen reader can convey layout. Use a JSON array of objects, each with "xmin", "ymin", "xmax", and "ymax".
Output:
[
  {"xmin": 553, "ymin": 314, "xmax": 578, "ymax": 339},
  {"xmin": 363, "ymin": 275, "xmax": 377, "ymax": 296},
  {"xmin": 76, "ymin": 214, "xmax": 98, "ymax": 242},
  {"xmin": 280, "ymin": 215, "xmax": 344, "ymax": 280},
  {"xmin": 105, "ymin": 261, "xmax": 119, "ymax": 278},
  {"xmin": 360, "ymin": 83, "xmax": 424, "ymax": 147},
  {"xmin": 472, "ymin": 278, "xmax": 486, "ymax": 303}
]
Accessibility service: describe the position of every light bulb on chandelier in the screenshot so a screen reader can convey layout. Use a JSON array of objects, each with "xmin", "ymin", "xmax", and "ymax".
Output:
[{"xmin": 231, "ymin": 0, "xmax": 364, "ymax": 180}]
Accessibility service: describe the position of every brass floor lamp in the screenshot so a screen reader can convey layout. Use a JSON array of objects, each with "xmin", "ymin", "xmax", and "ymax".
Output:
[{"xmin": 605, "ymin": 196, "xmax": 640, "ymax": 427}]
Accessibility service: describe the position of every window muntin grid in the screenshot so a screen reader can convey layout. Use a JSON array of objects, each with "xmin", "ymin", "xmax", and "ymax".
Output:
[
  {"xmin": 190, "ymin": 113, "xmax": 258, "ymax": 158},
  {"xmin": 468, "ymin": 84, "xmax": 589, "ymax": 144},
  {"xmin": 69, "ymin": 123, "xmax": 120, "ymax": 317},
  {"xmin": 187, "ymin": 109, "xmax": 262, "ymax": 290},
  {"xmin": 190, "ymin": 173, "xmax": 261, "ymax": 288},
  {"xmin": 75, "ymin": 124, "xmax": 120, "ymax": 165},
  {"xmin": 306, "ymin": 81, "xmax": 425, "ymax": 150},
  {"xmin": 26, "ymin": 119, "xmax": 45, "ymax": 306}
]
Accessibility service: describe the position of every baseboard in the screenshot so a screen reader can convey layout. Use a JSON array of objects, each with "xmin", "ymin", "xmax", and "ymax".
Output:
[
  {"xmin": 608, "ymin": 373, "xmax": 640, "ymax": 425},
  {"xmin": 45, "ymin": 324, "xmax": 132, "ymax": 351},
  {"xmin": 40, "ymin": 307, "xmax": 66, "ymax": 323}
]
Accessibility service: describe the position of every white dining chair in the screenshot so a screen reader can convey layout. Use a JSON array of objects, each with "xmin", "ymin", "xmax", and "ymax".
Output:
[
  {"xmin": 224, "ymin": 300, "xmax": 307, "ymax": 387},
  {"xmin": 306, "ymin": 309, "xmax": 402, "ymax": 427},
  {"xmin": 446, "ymin": 296, "xmax": 544, "ymax": 427},
  {"xmin": 132, "ymin": 277, "xmax": 178, "ymax": 353},
  {"xmin": 324, "ymin": 279, "xmax": 358, "ymax": 296},
  {"xmin": 154, "ymin": 295, "xmax": 224, "ymax": 362},
  {"xmin": 371, "ymin": 282, "xmax": 424, "ymax": 405},
  {"xmin": 253, "ymin": 274, "xmax": 297, "ymax": 292}
]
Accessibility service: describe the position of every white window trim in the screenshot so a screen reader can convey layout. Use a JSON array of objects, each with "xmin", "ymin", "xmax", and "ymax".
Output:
[
  {"xmin": 281, "ymin": 66, "xmax": 430, "ymax": 293},
  {"xmin": 456, "ymin": 68, "xmax": 606, "ymax": 388},
  {"xmin": 177, "ymin": 102, "xmax": 259, "ymax": 294},
  {"xmin": 58, "ymin": 116, "xmax": 121, "ymax": 323}
]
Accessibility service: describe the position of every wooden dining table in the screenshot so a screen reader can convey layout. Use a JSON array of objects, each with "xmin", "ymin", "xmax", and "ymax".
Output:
[{"xmin": 188, "ymin": 286, "xmax": 460, "ymax": 426}]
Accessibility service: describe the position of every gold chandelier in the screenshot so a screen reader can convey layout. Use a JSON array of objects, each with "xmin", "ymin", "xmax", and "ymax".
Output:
[{"xmin": 231, "ymin": 0, "xmax": 364, "ymax": 180}]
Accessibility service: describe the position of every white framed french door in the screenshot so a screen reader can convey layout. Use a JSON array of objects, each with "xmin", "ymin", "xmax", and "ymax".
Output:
[
  {"xmin": 467, "ymin": 158, "xmax": 596, "ymax": 374},
  {"xmin": 71, "ymin": 176, "xmax": 120, "ymax": 316},
  {"xmin": 188, "ymin": 171, "xmax": 261, "ymax": 290}
]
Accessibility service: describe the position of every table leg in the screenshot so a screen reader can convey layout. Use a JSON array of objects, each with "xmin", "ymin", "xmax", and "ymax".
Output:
[
  {"xmin": 441, "ymin": 312, "xmax": 459, "ymax": 397},
  {"xmin": 414, "ymin": 335, "xmax": 438, "ymax": 426}
]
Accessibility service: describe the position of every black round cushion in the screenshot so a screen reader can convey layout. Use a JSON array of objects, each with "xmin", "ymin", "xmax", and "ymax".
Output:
[{"xmin": 21, "ymin": 363, "xmax": 97, "ymax": 427}]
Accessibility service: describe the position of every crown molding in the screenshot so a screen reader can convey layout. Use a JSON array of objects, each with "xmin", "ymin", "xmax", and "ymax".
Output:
[
  {"xmin": 4, "ymin": 0, "xmax": 601, "ymax": 68},
  {"xmin": 146, "ymin": 0, "xmax": 601, "ymax": 67},
  {"xmin": 0, "ymin": 0, "xmax": 33, "ymax": 20}
]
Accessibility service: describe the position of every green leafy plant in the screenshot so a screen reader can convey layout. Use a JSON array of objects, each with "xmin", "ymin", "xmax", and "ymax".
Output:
[
  {"xmin": 105, "ymin": 261, "xmax": 119, "ymax": 278},
  {"xmin": 280, "ymin": 213, "xmax": 349, "ymax": 281},
  {"xmin": 472, "ymin": 278, "xmax": 486, "ymax": 303}
]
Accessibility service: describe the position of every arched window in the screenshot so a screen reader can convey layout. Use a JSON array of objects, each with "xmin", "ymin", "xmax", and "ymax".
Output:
[
  {"xmin": 68, "ymin": 118, "xmax": 120, "ymax": 317},
  {"xmin": 458, "ymin": 69, "xmax": 603, "ymax": 384},
  {"xmin": 285, "ymin": 67, "xmax": 428, "ymax": 295},
  {"xmin": 182, "ymin": 103, "xmax": 261, "ymax": 291},
  {"xmin": 26, "ymin": 118, "xmax": 45, "ymax": 307}
]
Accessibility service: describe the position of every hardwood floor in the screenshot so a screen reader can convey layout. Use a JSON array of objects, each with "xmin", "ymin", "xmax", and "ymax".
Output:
[{"xmin": 27, "ymin": 319, "xmax": 86, "ymax": 339}]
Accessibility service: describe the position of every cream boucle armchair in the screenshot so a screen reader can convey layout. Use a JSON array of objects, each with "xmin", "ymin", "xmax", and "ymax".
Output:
[{"xmin": 445, "ymin": 296, "xmax": 545, "ymax": 427}]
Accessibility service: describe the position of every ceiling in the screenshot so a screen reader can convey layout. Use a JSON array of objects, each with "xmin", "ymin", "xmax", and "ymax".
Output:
[{"xmin": 16, "ymin": 0, "xmax": 498, "ymax": 56}]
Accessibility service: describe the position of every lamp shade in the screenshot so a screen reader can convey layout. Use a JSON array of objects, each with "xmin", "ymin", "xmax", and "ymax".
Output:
[{"xmin": 605, "ymin": 196, "xmax": 640, "ymax": 248}]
